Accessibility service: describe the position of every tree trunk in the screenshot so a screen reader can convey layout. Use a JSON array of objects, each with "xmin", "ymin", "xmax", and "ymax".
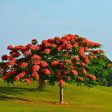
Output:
[
  {"xmin": 38, "ymin": 78, "xmax": 45, "ymax": 90},
  {"xmin": 59, "ymin": 86, "xmax": 64, "ymax": 104}
]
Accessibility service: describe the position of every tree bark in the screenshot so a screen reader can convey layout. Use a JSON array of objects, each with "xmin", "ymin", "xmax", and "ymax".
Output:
[
  {"xmin": 38, "ymin": 78, "xmax": 45, "ymax": 90},
  {"xmin": 59, "ymin": 86, "xmax": 64, "ymax": 104}
]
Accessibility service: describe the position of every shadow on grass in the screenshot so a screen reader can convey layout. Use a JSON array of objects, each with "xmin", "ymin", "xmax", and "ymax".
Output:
[
  {"xmin": 0, "ymin": 94, "xmax": 30, "ymax": 101},
  {"xmin": 0, "ymin": 86, "xmax": 49, "ymax": 101}
]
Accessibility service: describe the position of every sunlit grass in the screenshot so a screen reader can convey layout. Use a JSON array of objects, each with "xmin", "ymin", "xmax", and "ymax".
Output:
[{"xmin": 0, "ymin": 79, "xmax": 112, "ymax": 112}]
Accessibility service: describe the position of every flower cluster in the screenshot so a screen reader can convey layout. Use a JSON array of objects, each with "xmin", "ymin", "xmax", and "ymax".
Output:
[{"xmin": 0, "ymin": 34, "xmax": 103, "ymax": 87}]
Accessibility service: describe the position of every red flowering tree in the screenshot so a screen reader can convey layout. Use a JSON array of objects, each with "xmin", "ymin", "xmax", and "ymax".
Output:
[{"xmin": 0, "ymin": 34, "xmax": 104, "ymax": 104}]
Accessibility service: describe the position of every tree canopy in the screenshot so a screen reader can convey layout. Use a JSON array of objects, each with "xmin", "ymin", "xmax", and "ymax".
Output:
[{"xmin": 0, "ymin": 34, "xmax": 104, "ymax": 88}]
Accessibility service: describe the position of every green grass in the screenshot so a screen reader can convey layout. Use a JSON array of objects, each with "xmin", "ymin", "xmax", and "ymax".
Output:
[{"xmin": 0, "ymin": 79, "xmax": 112, "ymax": 112}]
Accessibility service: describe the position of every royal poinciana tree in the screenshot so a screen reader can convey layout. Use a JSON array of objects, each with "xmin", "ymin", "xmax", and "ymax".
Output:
[{"xmin": 0, "ymin": 34, "xmax": 104, "ymax": 104}]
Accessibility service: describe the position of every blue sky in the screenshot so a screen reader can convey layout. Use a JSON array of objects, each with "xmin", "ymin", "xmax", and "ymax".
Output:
[{"xmin": 0, "ymin": 0, "xmax": 112, "ymax": 60}]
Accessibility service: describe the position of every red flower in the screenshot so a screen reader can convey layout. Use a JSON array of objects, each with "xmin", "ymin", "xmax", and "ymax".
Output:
[
  {"xmin": 51, "ymin": 44, "xmax": 57, "ymax": 48},
  {"xmin": 36, "ymin": 45, "xmax": 40, "ymax": 50},
  {"xmin": 42, "ymin": 40, "xmax": 51, "ymax": 47},
  {"xmin": 70, "ymin": 34, "xmax": 77, "ymax": 41},
  {"xmin": 30, "ymin": 46, "xmax": 36, "ymax": 50},
  {"xmin": 21, "ymin": 46, "xmax": 27, "ymax": 52},
  {"xmin": 64, "ymin": 53, "xmax": 68, "ymax": 57},
  {"xmin": 72, "ymin": 69, "xmax": 78, "ymax": 76},
  {"xmin": 2, "ymin": 63, "xmax": 8, "ymax": 69},
  {"xmin": 97, "ymin": 50, "xmax": 104, "ymax": 54},
  {"xmin": 48, "ymin": 38, "xmax": 54, "ymax": 43},
  {"xmin": 8, "ymin": 59, "xmax": 16, "ymax": 65},
  {"xmin": 67, "ymin": 76, "xmax": 71, "ymax": 81},
  {"xmin": 19, "ymin": 72, "xmax": 26, "ymax": 77},
  {"xmin": 64, "ymin": 70, "xmax": 69, "ymax": 75},
  {"xmin": 2, "ymin": 75, "xmax": 8, "ymax": 80},
  {"xmin": 15, "ymin": 52, "xmax": 21, "ymax": 57},
  {"xmin": 83, "ymin": 56, "xmax": 89, "ymax": 64},
  {"xmin": 65, "ymin": 59, "xmax": 72, "ymax": 65},
  {"xmin": 1, "ymin": 55, "xmax": 8, "ymax": 60},
  {"xmin": 11, "ymin": 52, "xmax": 20, "ymax": 57},
  {"xmin": 94, "ymin": 43, "xmax": 101, "ymax": 47},
  {"xmin": 14, "ymin": 45, "xmax": 21, "ymax": 50},
  {"xmin": 59, "ymin": 62, "xmax": 65, "ymax": 68},
  {"xmin": 70, "ymin": 65, "xmax": 74, "ymax": 69},
  {"xmin": 26, "ymin": 43, "xmax": 32, "ymax": 47},
  {"xmin": 59, "ymin": 80, "xmax": 65, "ymax": 87},
  {"xmin": 62, "ymin": 35, "xmax": 70, "ymax": 40},
  {"xmin": 14, "ymin": 72, "xmax": 26, "ymax": 81},
  {"xmin": 7, "ymin": 55, "xmax": 13, "ymax": 60},
  {"xmin": 57, "ymin": 47, "xmax": 62, "ymax": 51},
  {"xmin": 73, "ymin": 56, "xmax": 79, "ymax": 61},
  {"xmin": 24, "ymin": 51, "xmax": 30, "ymax": 56},
  {"xmin": 7, "ymin": 45, "xmax": 13, "ymax": 50},
  {"xmin": 77, "ymin": 77, "xmax": 84, "ymax": 81},
  {"xmin": 44, "ymin": 48, "xmax": 51, "ymax": 54},
  {"xmin": 31, "ymin": 55, "xmax": 41, "ymax": 60},
  {"xmin": 40, "ymin": 61, "xmax": 48, "ymax": 67},
  {"xmin": 76, "ymin": 62, "xmax": 80, "ymax": 65},
  {"xmin": 2, "ymin": 71, "xmax": 15, "ymax": 79},
  {"xmin": 14, "ymin": 76, "xmax": 20, "ymax": 81},
  {"xmin": 88, "ymin": 74, "xmax": 96, "ymax": 80},
  {"xmin": 81, "ymin": 62, "xmax": 86, "ymax": 67},
  {"xmin": 43, "ymin": 68, "xmax": 51, "ymax": 75},
  {"xmin": 24, "ymin": 78, "xmax": 32, "ymax": 84},
  {"xmin": 30, "ymin": 45, "xmax": 40, "ymax": 51},
  {"xmin": 82, "ymin": 69, "xmax": 87, "ymax": 75},
  {"xmin": 21, "ymin": 62, "xmax": 28, "ymax": 68},
  {"xmin": 32, "ymin": 72, "xmax": 39, "ymax": 80},
  {"xmin": 66, "ymin": 43, "xmax": 72, "ymax": 50},
  {"xmin": 84, "ymin": 47, "xmax": 89, "ymax": 51},
  {"xmin": 82, "ymin": 38, "xmax": 89, "ymax": 44},
  {"xmin": 51, "ymin": 60, "xmax": 59, "ymax": 66},
  {"xmin": 5, "ymin": 71, "xmax": 15, "ymax": 77},
  {"xmin": 32, "ymin": 65, "xmax": 40, "ymax": 71},
  {"xmin": 33, "ymin": 60, "xmax": 40, "ymax": 65},
  {"xmin": 61, "ymin": 39, "xmax": 68, "ymax": 44},
  {"xmin": 73, "ymin": 42, "xmax": 78, "ymax": 48},
  {"xmin": 79, "ymin": 47, "xmax": 85, "ymax": 56},
  {"xmin": 56, "ymin": 70, "xmax": 62, "ymax": 79}
]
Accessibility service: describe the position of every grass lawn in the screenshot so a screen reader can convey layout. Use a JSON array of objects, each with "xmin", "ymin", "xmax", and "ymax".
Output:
[{"xmin": 0, "ymin": 79, "xmax": 112, "ymax": 112}]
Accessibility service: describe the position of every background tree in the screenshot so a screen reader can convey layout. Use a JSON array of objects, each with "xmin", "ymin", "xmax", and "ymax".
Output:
[
  {"xmin": 0, "ymin": 34, "xmax": 104, "ymax": 104},
  {"xmin": 88, "ymin": 55, "xmax": 112, "ymax": 86}
]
